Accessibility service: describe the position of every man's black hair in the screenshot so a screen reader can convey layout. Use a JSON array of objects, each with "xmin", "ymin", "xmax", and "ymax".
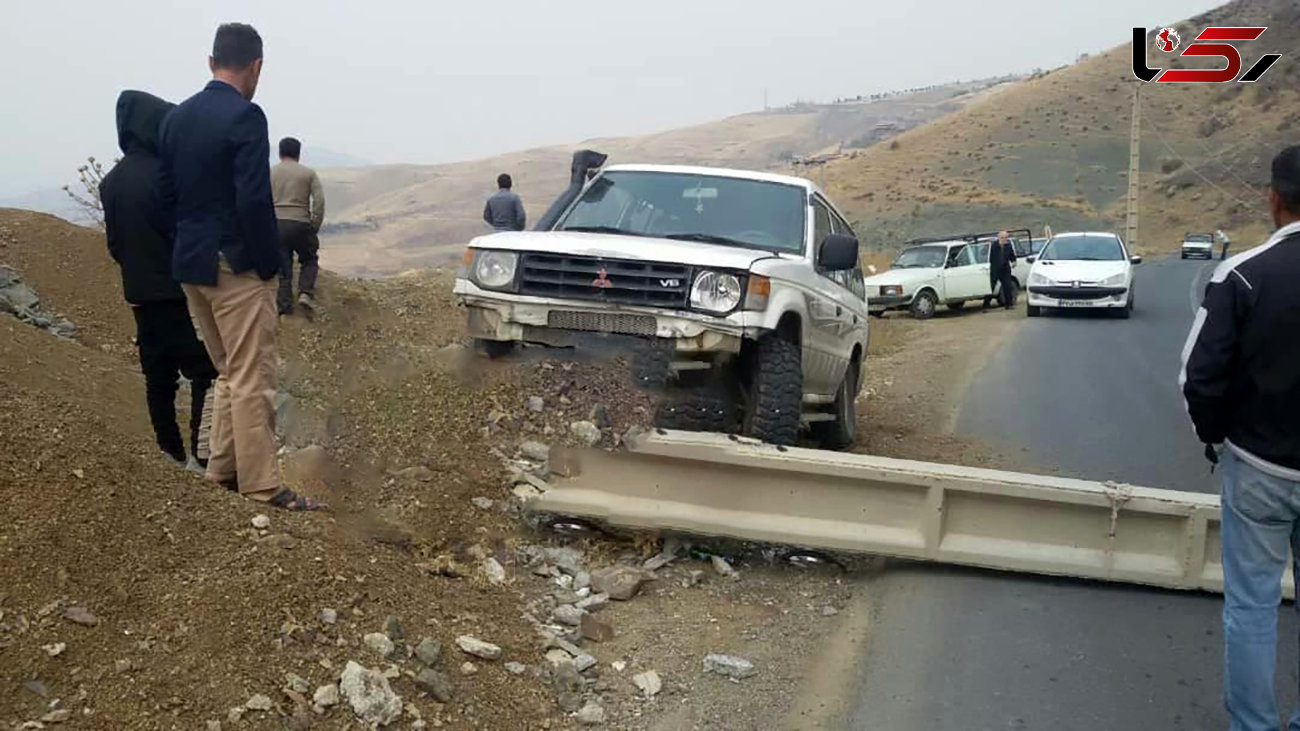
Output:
[
  {"xmin": 212, "ymin": 23, "xmax": 263, "ymax": 70},
  {"xmin": 497, "ymin": 173, "xmax": 512, "ymax": 190},
  {"xmin": 279, "ymin": 137, "xmax": 302, "ymax": 160},
  {"xmin": 1273, "ymin": 145, "xmax": 1300, "ymax": 214}
]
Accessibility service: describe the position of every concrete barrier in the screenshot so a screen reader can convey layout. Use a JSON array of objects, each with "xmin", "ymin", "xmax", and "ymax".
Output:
[{"xmin": 532, "ymin": 430, "xmax": 1294, "ymax": 598}]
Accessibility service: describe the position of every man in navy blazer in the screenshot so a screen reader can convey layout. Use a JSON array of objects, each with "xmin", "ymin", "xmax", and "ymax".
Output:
[{"xmin": 160, "ymin": 23, "xmax": 322, "ymax": 511}]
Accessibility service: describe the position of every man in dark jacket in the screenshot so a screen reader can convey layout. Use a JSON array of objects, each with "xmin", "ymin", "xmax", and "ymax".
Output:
[
  {"xmin": 100, "ymin": 90, "xmax": 217, "ymax": 471},
  {"xmin": 1181, "ymin": 145, "xmax": 1300, "ymax": 730},
  {"xmin": 483, "ymin": 173, "xmax": 526, "ymax": 232},
  {"xmin": 160, "ymin": 23, "xmax": 321, "ymax": 511},
  {"xmin": 988, "ymin": 230, "xmax": 1018, "ymax": 309}
]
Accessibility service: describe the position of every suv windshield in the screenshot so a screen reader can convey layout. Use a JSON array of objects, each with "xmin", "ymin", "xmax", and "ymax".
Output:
[
  {"xmin": 1040, "ymin": 235, "xmax": 1125, "ymax": 262},
  {"xmin": 892, "ymin": 245, "xmax": 948, "ymax": 269},
  {"xmin": 557, "ymin": 171, "xmax": 807, "ymax": 253}
]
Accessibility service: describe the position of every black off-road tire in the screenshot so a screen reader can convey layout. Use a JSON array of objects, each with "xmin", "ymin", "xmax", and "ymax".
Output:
[
  {"xmin": 812, "ymin": 362, "xmax": 858, "ymax": 450},
  {"xmin": 654, "ymin": 391, "xmax": 731, "ymax": 433},
  {"xmin": 475, "ymin": 338, "xmax": 516, "ymax": 359},
  {"xmin": 742, "ymin": 336, "xmax": 802, "ymax": 446},
  {"xmin": 910, "ymin": 290, "xmax": 938, "ymax": 320}
]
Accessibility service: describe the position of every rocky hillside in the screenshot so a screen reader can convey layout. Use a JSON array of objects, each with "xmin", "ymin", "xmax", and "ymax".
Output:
[
  {"xmin": 317, "ymin": 78, "xmax": 1017, "ymax": 276},
  {"xmin": 821, "ymin": 0, "xmax": 1300, "ymax": 256}
]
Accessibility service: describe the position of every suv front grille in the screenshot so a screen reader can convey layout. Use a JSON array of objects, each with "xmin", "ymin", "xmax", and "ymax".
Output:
[
  {"xmin": 518, "ymin": 253, "xmax": 691, "ymax": 308},
  {"xmin": 547, "ymin": 311, "xmax": 658, "ymax": 337}
]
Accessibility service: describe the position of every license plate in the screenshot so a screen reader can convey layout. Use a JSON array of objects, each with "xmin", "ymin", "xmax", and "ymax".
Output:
[{"xmin": 1058, "ymin": 299, "xmax": 1095, "ymax": 308}]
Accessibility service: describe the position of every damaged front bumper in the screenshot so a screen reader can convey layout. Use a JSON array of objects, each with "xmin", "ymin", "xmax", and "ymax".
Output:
[{"xmin": 455, "ymin": 280, "xmax": 763, "ymax": 354}]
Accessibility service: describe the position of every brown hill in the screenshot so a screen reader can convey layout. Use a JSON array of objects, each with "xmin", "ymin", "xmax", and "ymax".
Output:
[
  {"xmin": 820, "ymin": 0, "xmax": 1300, "ymax": 256},
  {"xmin": 318, "ymin": 79, "xmax": 1016, "ymax": 276}
]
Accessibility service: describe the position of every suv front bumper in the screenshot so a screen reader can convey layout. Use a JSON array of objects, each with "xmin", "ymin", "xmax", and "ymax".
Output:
[{"xmin": 455, "ymin": 280, "xmax": 761, "ymax": 353}]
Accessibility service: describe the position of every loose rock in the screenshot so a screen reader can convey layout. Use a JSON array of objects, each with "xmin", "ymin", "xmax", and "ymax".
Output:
[
  {"xmin": 504, "ymin": 662, "xmax": 527, "ymax": 675},
  {"xmin": 710, "ymin": 555, "xmax": 738, "ymax": 578},
  {"xmin": 590, "ymin": 566, "xmax": 650, "ymax": 601},
  {"xmin": 557, "ymin": 692, "xmax": 584, "ymax": 713},
  {"xmin": 455, "ymin": 635, "xmax": 501, "ymax": 660},
  {"xmin": 61, "ymin": 607, "xmax": 98, "ymax": 626},
  {"xmin": 633, "ymin": 670, "xmax": 662, "ymax": 698},
  {"xmin": 384, "ymin": 615, "xmax": 405, "ymax": 642},
  {"xmin": 414, "ymin": 637, "xmax": 442, "ymax": 667},
  {"xmin": 590, "ymin": 403, "xmax": 612, "ymax": 429},
  {"xmin": 245, "ymin": 693, "xmax": 274, "ymax": 711},
  {"xmin": 320, "ymin": 608, "xmax": 338, "ymax": 625},
  {"xmin": 460, "ymin": 661, "xmax": 478, "ymax": 676},
  {"xmin": 313, "ymin": 683, "xmax": 340, "ymax": 710},
  {"xmin": 570, "ymin": 420, "xmax": 601, "ymax": 446},
  {"xmin": 703, "ymin": 653, "xmax": 756, "ymax": 679},
  {"xmin": 206, "ymin": 721, "xmax": 223, "ymax": 731},
  {"xmin": 364, "ymin": 632, "xmax": 396, "ymax": 659},
  {"xmin": 520, "ymin": 441, "xmax": 551, "ymax": 462},
  {"xmin": 579, "ymin": 613, "xmax": 615, "ymax": 643},
  {"xmin": 542, "ymin": 547, "xmax": 585, "ymax": 576},
  {"xmin": 251, "ymin": 514, "xmax": 271, "ymax": 530},
  {"xmin": 576, "ymin": 593, "xmax": 608, "ymax": 612},
  {"xmin": 471, "ymin": 496, "xmax": 494, "ymax": 510},
  {"xmin": 40, "ymin": 709, "xmax": 71, "ymax": 724},
  {"xmin": 822, "ymin": 605, "xmax": 839, "ymax": 617},
  {"xmin": 484, "ymin": 558, "xmax": 506, "ymax": 585},
  {"xmin": 41, "ymin": 642, "xmax": 66, "ymax": 657},
  {"xmin": 577, "ymin": 702, "xmax": 606, "ymax": 725},
  {"xmin": 527, "ymin": 396, "xmax": 545, "ymax": 413},
  {"xmin": 553, "ymin": 604, "xmax": 585, "ymax": 627},
  {"xmin": 415, "ymin": 669, "xmax": 454, "ymax": 703},
  {"xmin": 285, "ymin": 673, "xmax": 311, "ymax": 694},
  {"xmin": 339, "ymin": 661, "xmax": 402, "ymax": 727},
  {"xmin": 573, "ymin": 653, "xmax": 597, "ymax": 673}
]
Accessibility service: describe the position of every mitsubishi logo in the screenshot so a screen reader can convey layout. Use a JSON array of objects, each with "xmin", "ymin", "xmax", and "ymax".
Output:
[{"xmin": 591, "ymin": 268, "xmax": 613, "ymax": 289}]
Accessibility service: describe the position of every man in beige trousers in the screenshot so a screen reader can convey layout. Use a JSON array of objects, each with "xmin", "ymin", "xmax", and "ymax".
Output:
[
  {"xmin": 159, "ymin": 23, "xmax": 323, "ymax": 511},
  {"xmin": 271, "ymin": 137, "xmax": 325, "ymax": 315}
]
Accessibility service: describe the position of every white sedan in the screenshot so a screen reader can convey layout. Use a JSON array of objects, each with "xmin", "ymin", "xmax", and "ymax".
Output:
[{"xmin": 1026, "ymin": 232, "xmax": 1142, "ymax": 319}]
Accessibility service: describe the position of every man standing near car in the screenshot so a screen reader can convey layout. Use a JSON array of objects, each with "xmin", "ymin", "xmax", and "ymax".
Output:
[
  {"xmin": 1216, "ymin": 228, "xmax": 1232, "ymax": 261},
  {"xmin": 1181, "ymin": 146, "xmax": 1300, "ymax": 730},
  {"xmin": 483, "ymin": 173, "xmax": 526, "ymax": 232},
  {"xmin": 160, "ymin": 23, "xmax": 322, "ymax": 511},
  {"xmin": 271, "ymin": 136, "xmax": 325, "ymax": 314},
  {"xmin": 989, "ymin": 230, "xmax": 1018, "ymax": 309}
]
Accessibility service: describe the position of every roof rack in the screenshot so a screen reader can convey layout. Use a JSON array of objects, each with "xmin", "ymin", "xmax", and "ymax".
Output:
[{"xmin": 904, "ymin": 227, "xmax": 1033, "ymax": 247}]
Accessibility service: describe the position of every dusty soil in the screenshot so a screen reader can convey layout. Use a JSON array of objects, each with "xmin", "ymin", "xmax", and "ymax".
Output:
[{"xmin": 0, "ymin": 210, "xmax": 1019, "ymax": 731}]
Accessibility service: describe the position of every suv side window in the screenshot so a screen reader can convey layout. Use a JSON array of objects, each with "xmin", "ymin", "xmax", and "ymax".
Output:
[
  {"xmin": 812, "ymin": 198, "xmax": 832, "ymax": 255},
  {"xmin": 817, "ymin": 199, "xmax": 866, "ymax": 301}
]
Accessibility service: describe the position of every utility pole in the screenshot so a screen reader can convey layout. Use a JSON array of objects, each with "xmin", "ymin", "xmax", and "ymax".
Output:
[{"xmin": 1125, "ymin": 84, "xmax": 1141, "ymax": 250}]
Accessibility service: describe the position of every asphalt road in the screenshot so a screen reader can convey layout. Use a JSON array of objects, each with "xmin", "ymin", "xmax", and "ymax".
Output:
[{"xmin": 845, "ymin": 256, "xmax": 1299, "ymax": 730}]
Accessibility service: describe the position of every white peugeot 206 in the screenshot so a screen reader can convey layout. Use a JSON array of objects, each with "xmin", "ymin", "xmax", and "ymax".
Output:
[{"xmin": 1026, "ymin": 232, "xmax": 1142, "ymax": 319}]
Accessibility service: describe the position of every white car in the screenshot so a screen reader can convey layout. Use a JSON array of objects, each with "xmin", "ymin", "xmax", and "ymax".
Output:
[
  {"xmin": 453, "ymin": 155, "xmax": 870, "ymax": 448},
  {"xmin": 1180, "ymin": 232, "xmax": 1215, "ymax": 260},
  {"xmin": 863, "ymin": 231, "xmax": 1035, "ymax": 319},
  {"xmin": 1026, "ymin": 232, "xmax": 1142, "ymax": 319}
]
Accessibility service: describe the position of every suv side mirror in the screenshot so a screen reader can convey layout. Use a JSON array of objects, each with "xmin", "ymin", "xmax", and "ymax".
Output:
[
  {"xmin": 1130, "ymin": 255, "xmax": 1143, "ymax": 265},
  {"xmin": 819, "ymin": 233, "xmax": 859, "ymax": 271}
]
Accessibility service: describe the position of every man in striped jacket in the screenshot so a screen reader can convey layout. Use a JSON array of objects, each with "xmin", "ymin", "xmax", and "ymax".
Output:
[{"xmin": 1181, "ymin": 145, "xmax": 1300, "ymax": 731}]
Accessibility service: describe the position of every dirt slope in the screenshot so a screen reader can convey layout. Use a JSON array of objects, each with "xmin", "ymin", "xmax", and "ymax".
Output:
[{"xmin": 821, "ymin": 0, "xmax": 1300, "ymax": 257}]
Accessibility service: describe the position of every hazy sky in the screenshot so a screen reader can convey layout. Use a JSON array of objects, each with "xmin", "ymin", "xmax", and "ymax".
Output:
[{"xmin": 1, "ymin": 0, "xmax": 1224, "ymax": 196}]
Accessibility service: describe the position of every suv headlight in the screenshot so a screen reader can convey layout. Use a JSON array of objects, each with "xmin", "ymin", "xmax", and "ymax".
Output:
[
  {"xmin": 690, "ymin": 270, "xmax": 742, "ymax": 314},
  {"xmin": 1029, "ymin": 271, "xmax": 1052, "ymax": 286},
  {"xmin": 471, "ymin": 250, "xmax": 519, "ymax": 290},
  {"xmin": 1101, "ymin": 272, "xmax": 1127, "ymax": 287}
]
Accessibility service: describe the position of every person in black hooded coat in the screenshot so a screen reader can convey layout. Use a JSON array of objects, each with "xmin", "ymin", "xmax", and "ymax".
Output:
[{"xmin": 100, "ymin": 90, "xmax": 217, "ymax": 469}]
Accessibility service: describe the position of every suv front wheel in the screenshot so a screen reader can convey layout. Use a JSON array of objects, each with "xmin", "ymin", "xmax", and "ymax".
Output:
[{"xmin": 742, "ymin": 335, "xmax": 802, "ymax": 446}]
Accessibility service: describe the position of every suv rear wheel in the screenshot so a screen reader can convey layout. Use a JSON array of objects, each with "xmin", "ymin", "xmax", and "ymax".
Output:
[
  {"xmin": 742, "ymin": 335, "xmax": 802, "ymax": 446},
  {"xmin": 812, "ymin": 361, "xmax": 858, "ymax": 450}
]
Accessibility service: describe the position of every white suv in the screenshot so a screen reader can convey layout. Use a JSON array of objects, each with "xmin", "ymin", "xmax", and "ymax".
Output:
[{"xmin": 453, "ymin": 155, "xmax": 870, "ymax": 448}]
